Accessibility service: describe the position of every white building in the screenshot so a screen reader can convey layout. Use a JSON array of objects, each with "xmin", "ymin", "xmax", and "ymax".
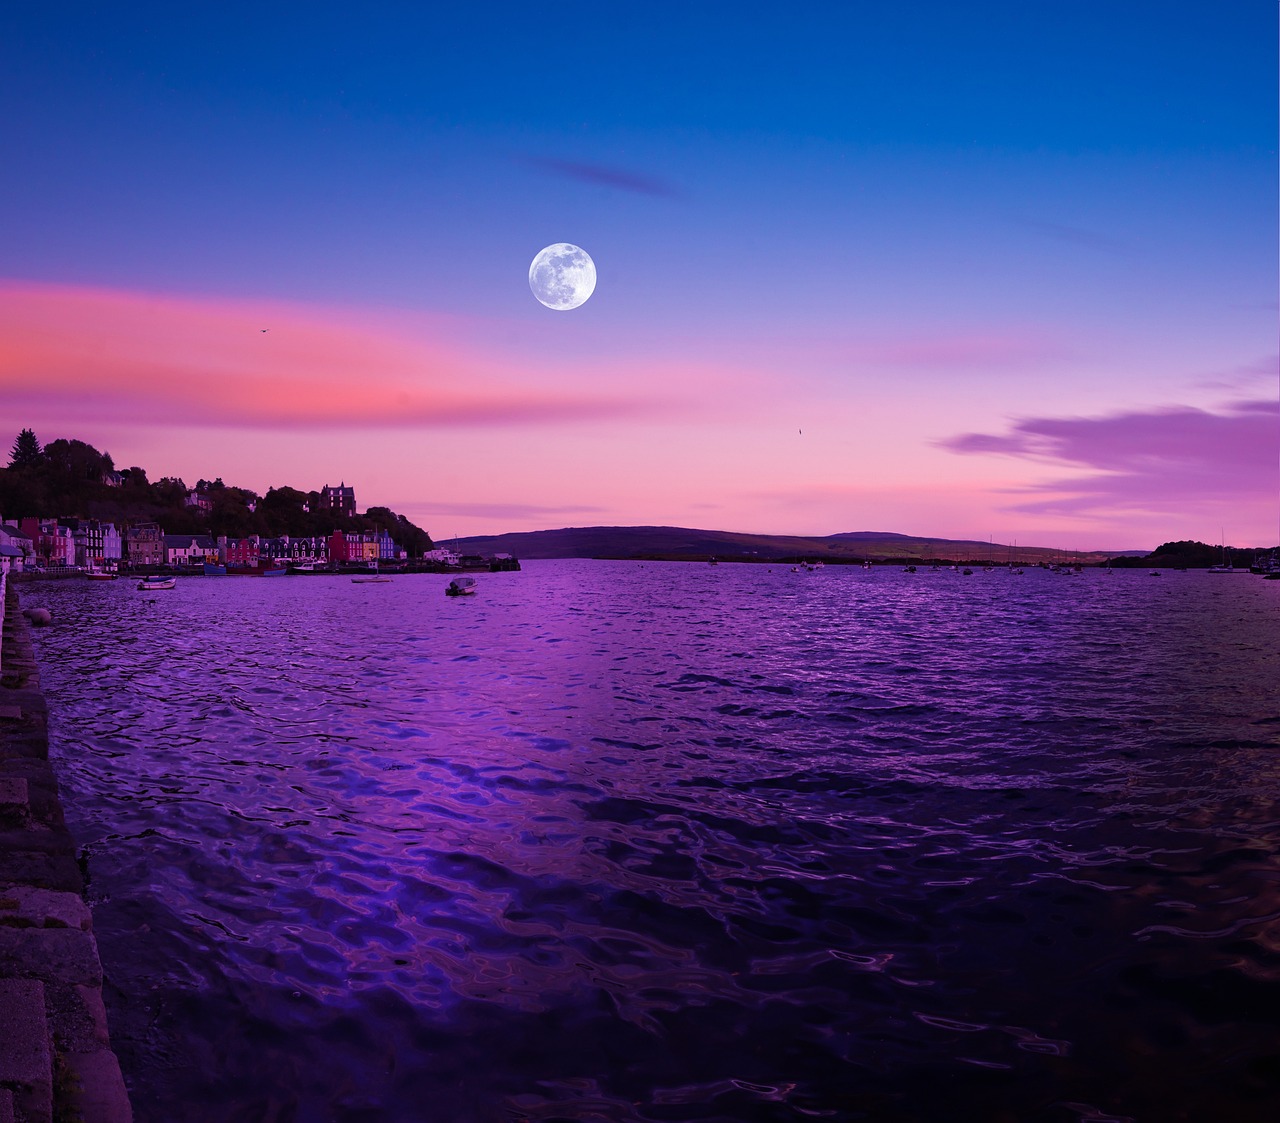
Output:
[{"xmin": 423, "ymin": 548, "xmax": 461, "ymax": 565}]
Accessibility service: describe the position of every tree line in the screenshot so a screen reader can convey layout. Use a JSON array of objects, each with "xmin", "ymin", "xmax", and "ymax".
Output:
[{"xmin": 2, "ymin": 429, "xmax": 434, "ymax": 556}]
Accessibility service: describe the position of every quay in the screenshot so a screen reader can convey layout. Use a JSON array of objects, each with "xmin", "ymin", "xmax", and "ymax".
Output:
[{"xmin": 0, "ymin": 572, "xmax": 132, "ymax": 1122}]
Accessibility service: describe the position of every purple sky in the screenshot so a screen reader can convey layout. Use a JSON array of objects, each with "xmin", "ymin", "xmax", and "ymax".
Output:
[{"xmin": 1, "ymin": 3, "xmax": 1275, "ymax": 549}]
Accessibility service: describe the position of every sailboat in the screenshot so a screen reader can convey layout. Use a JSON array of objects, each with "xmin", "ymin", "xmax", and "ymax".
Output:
[
  {"xmin": 1207, "ymin": 530, "xmax": 1239, "ymax": 573},
  {"xmin": 352, "ymin": 560, "xmax": 392, "ymax": 584},
  {"xmin": 1010, "ymin": 539, "xmax": 1024, "ymax": 575}
]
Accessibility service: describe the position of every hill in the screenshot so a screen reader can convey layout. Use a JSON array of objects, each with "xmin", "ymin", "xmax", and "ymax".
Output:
[
  {"xmin": 1, "ymin": 429, "xmax": 433, "ymax": 553},
  {"xmin": 451, "ymin": 525, "xmax": 1146, "ymax": 564}
]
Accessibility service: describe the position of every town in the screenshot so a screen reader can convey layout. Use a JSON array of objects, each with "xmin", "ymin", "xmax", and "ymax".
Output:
[{"xmin": 0, "ymin": 431, "xmax": 516, "ymax": 577}]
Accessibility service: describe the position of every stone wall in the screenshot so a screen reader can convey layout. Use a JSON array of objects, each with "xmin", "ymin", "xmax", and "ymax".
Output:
[{"xmin": 0, "ymin": 581, "xmax": 133, "ymax": 1123}]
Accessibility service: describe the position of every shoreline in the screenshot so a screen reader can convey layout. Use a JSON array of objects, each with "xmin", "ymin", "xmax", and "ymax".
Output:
[{"xmin": 0, "ymin": 575, "xmax": 133, "ymax": 1122}]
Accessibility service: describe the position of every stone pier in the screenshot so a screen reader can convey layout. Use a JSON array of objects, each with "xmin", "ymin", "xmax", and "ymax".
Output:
[{"xmin": 0, "ymin": 576, "xmax": 132, "ymax": 1123}]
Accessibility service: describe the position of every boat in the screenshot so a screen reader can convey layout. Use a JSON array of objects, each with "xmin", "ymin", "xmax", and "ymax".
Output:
[
  {"xmin": 352, "ymin": 575, "xmax": 392, "ymax": 584},
  {"xmin": 85, "ymin": 568, "xmax": 117, "ymax": 581},
  {"xmin": 203, "ymin": 563, "xmax": 227, "ymax": 576},
  {"xmin": 138, "ymin": 577, "xmax": 176, "ymax": 590},
  {"xmin": 1208, "ymin": 531, "xmax": 1243, "ymax": 573},
  {"xmin": 446, "ymin": 577, "xmax": 478, "ymax": 596}
]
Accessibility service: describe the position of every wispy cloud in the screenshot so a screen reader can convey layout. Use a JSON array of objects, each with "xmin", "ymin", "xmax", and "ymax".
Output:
[
  {"xmin": 1190, "ymin": 354, "xmax": 1278, "ymax": 393},
  {"xmin": 1011, "ymin": 217, "xmax": 1124, "ymax": 253},
  {"xmin": 0, "ymin": 281, "xmax": 677, "ymax": 429},
  {"xmin": 942, "ymin": 398, "xmax": 1279, "ymax": 519},
  {"xmin": 517, "ymin": 155, "xmax": 681, "ymax": 198}
]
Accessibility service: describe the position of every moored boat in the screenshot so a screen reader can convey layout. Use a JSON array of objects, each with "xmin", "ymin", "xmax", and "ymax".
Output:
[
  {"xmin": 138, "ymin": 577, "xmax": 176, "ymax": 590},
  {"xmin": 446, "ymin": 577, "xmax": 478, "ymax": 596}
]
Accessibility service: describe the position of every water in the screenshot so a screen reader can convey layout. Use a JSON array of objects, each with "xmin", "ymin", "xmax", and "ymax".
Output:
[{"xmin": 28, "ymin": 561, "xmax": 1280, "ymax": 1122}]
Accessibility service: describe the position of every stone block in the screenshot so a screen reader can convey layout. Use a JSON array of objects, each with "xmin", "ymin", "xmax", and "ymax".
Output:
[
  {"xmin": 0, "ymin": 690, "xmax": 45, "ymax": 718},
  {"xmin": 0, "ymin": 926, "xmax": 103, "ymax": 986},
  {"xmin": 0, "ymin": 778, "xmax": 28, "ymax": 827},
  {"xmin": 0, "ymin": 726, "xmax": 49, "ymax": 762},
  {"xmin": 0, "ymin": 850, "xmax": 82, "ymax": 893},
  {"xmin": 0, "ymin": 886, "xmax": 91, "ymax": 931},
  {"xmin": 0, "ymin": 828, "xmax": 73, "ymax": 858},
  {"xmin": 0, "ymin": 1087, "xmax": 14, "ymax": 1123},
  {"xmin": 0, "ymin": 977, "xmax": 53, "ymax": 1123},
  {"xmin": 60, "ymin": 1049, "xmax": 133, "ymax": 1123},
  {"xmin": 0, "ymin": 706, "xmax": 21, "ymax": 721},
  {"xmin": 0, "ymin": 763, "xmax": 63, "ymax": 828},
  {"xmin": 44, "ymin": 983, "xmax": 112, "ymax": 1052}
]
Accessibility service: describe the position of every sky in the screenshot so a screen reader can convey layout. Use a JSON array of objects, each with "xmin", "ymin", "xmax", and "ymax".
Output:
[{"xmin": 1, "ymin": 1, "xmax": 1276, "ymax": 551}]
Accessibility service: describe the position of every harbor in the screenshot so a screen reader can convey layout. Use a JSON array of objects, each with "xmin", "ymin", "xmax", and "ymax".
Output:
[{"xmin": 0, "ymin": 572, "xmax": 132, "ymax": 1122}]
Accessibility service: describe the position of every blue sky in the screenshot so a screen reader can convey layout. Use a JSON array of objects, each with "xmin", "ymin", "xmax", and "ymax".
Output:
[{"xmin": 2, "ymin": 2, "xmax": 1276, "ymax": 547}]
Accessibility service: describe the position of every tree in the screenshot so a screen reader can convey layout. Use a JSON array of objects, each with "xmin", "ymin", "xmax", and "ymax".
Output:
[
  {"xmin": 9, "ymin": 429, "xmax": 42, "ymax": 469},
  {"xmin": 153, "ymin": 477, "xmax": 188, "ymax": 507}
]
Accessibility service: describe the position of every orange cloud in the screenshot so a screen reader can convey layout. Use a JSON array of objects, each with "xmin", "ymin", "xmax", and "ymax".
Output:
[{"xmin": 0, "ymin": 280, "xmax": 677, "ymax": 428}]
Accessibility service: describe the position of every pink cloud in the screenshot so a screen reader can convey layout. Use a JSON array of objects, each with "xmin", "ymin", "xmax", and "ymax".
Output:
[
  {"xmin": 0, "ymin": 280, "xmax": 680, "ymax": 429},
  {"xmin": 942, "ymin": 398, "xmax": 1279, "ymax": 519}
]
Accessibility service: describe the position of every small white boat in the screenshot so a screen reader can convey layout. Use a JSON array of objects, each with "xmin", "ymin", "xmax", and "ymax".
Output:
[
  {"xmin": 85, "ymin": 568, "xmax": 118, "ymax": 581},
  {"xmin": 138, "ymin": 577, "xmax": 176, "ymax": 590},
  {"xmin": 446, "ymin": 577, "xmax": 478, "ymax": 596},
  {"xmin": 352, "ymin": 576, "xmax": 392, "ymax": 584}
]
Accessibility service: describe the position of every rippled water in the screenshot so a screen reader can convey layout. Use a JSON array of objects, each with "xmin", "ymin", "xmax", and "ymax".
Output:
[{"xmin": 28, "ymin": 561, "xmax": 1280, "ymax": 1122}]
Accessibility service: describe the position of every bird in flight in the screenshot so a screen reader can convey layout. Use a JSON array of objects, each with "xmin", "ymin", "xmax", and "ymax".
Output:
[{"xmin": 261, "ymin": 328, "xmax": 270, "ymax": 333}]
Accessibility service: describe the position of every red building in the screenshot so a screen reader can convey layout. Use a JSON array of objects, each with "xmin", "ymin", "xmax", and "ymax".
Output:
[{"xmin": 223, "ymin": 537, "xmax": 260, "ymax": 566}]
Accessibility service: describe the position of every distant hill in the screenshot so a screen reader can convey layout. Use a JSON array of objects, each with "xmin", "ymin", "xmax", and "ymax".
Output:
[{"xmin": 451, "ymin": 525, "xmax": 1146, "ymax": 564}]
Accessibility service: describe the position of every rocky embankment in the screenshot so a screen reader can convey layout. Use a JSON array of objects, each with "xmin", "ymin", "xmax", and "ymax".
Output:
[{"xmin": 0, "ymin": 577, "xmax": 132, "ymax": 1122}]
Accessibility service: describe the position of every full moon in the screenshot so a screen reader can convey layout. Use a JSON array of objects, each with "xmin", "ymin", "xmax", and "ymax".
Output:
[{"xmin": 529, "ymin": 243, "xmax": 596, "ymax": 310}]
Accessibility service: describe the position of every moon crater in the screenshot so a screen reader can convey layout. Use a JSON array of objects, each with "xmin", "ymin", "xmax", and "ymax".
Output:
[{"xmin": 529, "ymin": 243, "xmax": 596, "ymax": 310}]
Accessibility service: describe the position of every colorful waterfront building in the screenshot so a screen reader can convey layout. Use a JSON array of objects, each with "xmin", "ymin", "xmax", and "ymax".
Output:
[
  {"xmin": 18, "ymin": 519, "xmax": 75, "ymax": 567},
  {"xmin": 260, "ymin": 535, "xmax": 330, "ymax": 563},
  {"xmin": 126, "ymin": 523, "xmax": 165, "ymax": 567},
  {"xmin": 0, "ymin": 524, "xmax": 35, "ymax": 571},
  {"xmin": 70, "ymin": 520, "xmax": 123, "ymax": 568},
  {"xmin": 327, "ymin": 530, "xmax": 349, "ymax": 563},
  {"xmin": 164, "ymin": 535, "xmax": 219, "ymax": 568},
  {"xmin": 221, "ymin": 536, "xmax": 260, "ymax": 566}
]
